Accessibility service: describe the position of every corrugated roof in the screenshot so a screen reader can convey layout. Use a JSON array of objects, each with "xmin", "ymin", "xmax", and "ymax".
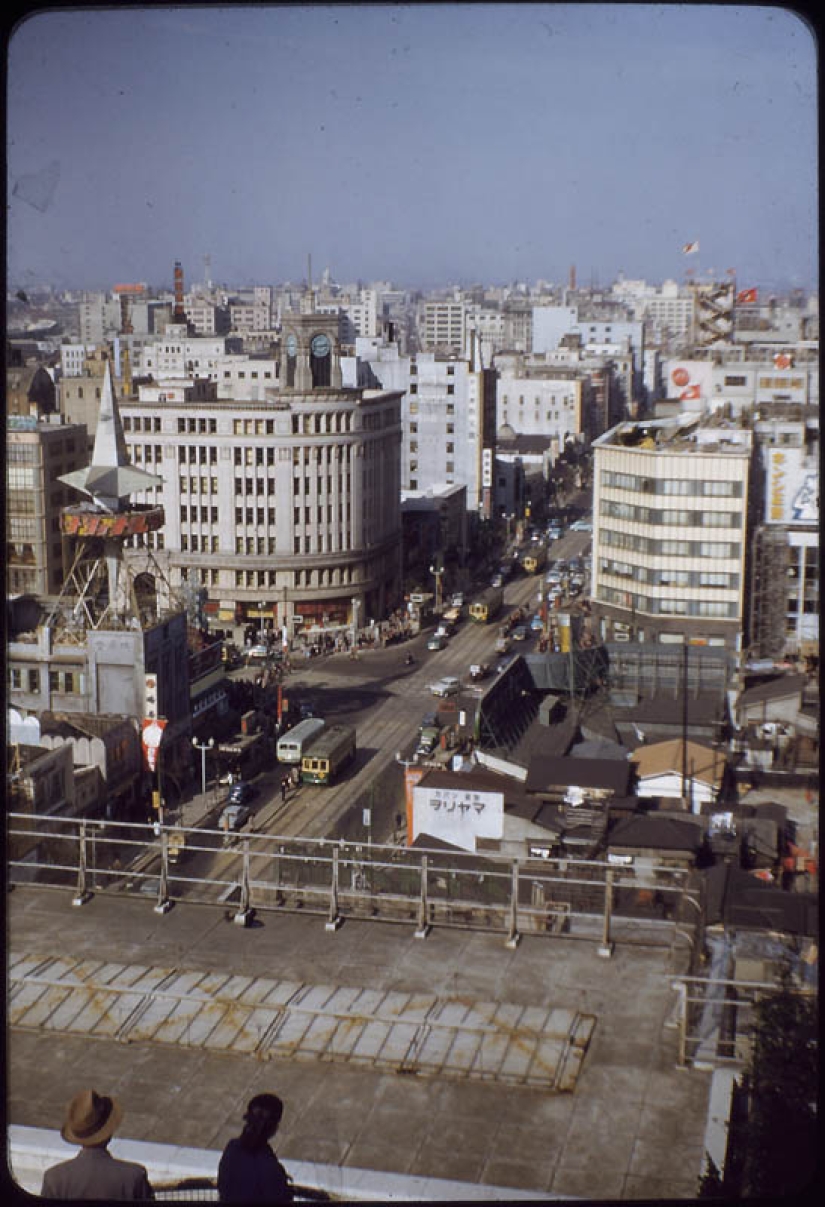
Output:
[{"xmin": 737, "ymin": 673, "xmax": 806, "ymax": 708}]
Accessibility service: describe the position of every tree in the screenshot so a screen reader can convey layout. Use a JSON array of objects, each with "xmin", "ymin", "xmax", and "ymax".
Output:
[{"xmin": 699, "ymin": 971, "xmax": 818, "ymax": 1198}]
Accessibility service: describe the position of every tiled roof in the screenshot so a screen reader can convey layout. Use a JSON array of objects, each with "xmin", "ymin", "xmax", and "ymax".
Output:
[
  {"xmin": 524, "ymin": 755, "xmax": 632, "ymax": 795},
  {"xmin": 608, "ymin": 811, "xmax": 704, "ymax": 853},
  {"xmin": 631, "ymin": 739, "xmax": 726, "ymax": 788}
]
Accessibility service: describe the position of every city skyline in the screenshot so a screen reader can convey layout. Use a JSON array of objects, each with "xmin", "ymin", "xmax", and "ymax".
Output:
[{"xmin": 7, "ymin": 3, "xmax": 818, "ymax": 295}]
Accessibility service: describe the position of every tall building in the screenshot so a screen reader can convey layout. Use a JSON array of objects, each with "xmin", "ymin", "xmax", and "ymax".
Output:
[
  {"xmin": 590, "ymin": 415, "xmax": 753, "ymax": 650},
  {"xmin": 121, "ymin": 305, "xmax": 404, "ymax": 639},
  {"xmin": 6, "ymin": 415, "xmax": 88, "ymax": 597},
  {"xmin": 343, "ymin": 336, "xmax": 497, "ymax": 517}
]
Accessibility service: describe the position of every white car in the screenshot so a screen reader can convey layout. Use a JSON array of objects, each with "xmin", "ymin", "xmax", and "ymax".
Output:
[{"xmin": 429, "ymin": 676, "xmax": 460, "ymax": 698}]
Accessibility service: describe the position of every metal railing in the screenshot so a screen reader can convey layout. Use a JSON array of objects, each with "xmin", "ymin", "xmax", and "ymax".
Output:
[
  {"xmin": 7, "ymin": 812, "xmax": 699, "ymax": 955},
  {"xmin": 669, "ymin": 973, "xmax": 817, "ymax": 1069}
]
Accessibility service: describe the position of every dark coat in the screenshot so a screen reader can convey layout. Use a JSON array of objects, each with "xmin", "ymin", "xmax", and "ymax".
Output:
[
  {"xmin": 41, "ymin": 1146, "xmax": 153, "ymax": 1200},
  {"xmin": 217, "ymin": 1138, "xmax": 293, "ymax": 1203}
]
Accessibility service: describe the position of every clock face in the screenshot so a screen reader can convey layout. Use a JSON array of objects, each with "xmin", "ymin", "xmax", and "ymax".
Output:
[
  {"xmin": 285, "ymin": 334, "xmax": 297, "ymax": 357},
  {"xmin": 311, "ymin": 333, "xmax": 331, "ymax": 358}
]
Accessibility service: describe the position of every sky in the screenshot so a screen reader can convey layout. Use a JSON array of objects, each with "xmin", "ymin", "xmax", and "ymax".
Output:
[{"xmin": 6, "ymin": 3, "xmax": 819, "ymax": 294}]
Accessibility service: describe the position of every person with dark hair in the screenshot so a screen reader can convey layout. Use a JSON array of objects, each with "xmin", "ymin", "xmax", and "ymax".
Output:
[{"xmin": 217, "ymin": 1093, "xmax": 293, "ymax": 1203}]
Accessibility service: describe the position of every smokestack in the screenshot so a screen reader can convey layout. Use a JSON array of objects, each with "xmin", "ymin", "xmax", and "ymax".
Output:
[
  {"xmin": 173, "ymin": 261, "xmax": 186, "ymax": 322},
  {"xmin": 569, "ymin": 264, "xmax": 577, "ymax": 291}
]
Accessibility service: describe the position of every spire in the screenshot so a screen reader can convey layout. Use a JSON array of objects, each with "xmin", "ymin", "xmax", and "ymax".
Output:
[{"xmin": 59, "ymin": 361, "xmax": 162, "ymax": 511}]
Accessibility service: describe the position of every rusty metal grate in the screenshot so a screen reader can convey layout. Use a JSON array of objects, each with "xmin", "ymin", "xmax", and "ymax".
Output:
[{"xmin": 9, "ymin": 952, "xmax": 594, "ymax": 1092}]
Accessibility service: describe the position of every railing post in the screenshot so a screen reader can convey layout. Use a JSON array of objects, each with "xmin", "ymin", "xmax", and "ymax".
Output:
[
  {"xmin": 598, "ymin": 866, "xmax": 614, "ymax": 957},
  {"xmin": 233, "ymin": 838, "xmax": 253, "ymax": 925},
  {"xmin": 154, "ymin": 829, "xmax": 173, "ymax": 914},
  {"xmin": 505, "ymin": 859, "xmax": 521, "ymax": 948},
  {"xmin": 671, "ymin": 980, "xmax": 688, "ymax": 1067},
  {"xmin": 415, "ymin": 854, "xmax": 431, "ymax": 938},
  {"xmin": 72, "ymin": 822, "xmax": 92, "ymax": 906},
  {"xmin": 325, "ymin": 844, "xmax": 342, "ymax": 931}
]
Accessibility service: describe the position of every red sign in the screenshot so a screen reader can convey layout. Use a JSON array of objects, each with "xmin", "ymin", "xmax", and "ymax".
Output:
[
  {"xmin": 671, "ymin": 367, "xmax": 690, "ymax": 387},
  {"xmin": 141, "ymin": 718, "xmax": 167, "ymax": 773}
]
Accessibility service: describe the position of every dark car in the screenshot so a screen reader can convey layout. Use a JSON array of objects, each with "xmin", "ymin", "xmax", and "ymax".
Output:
[{"xmin": 228, "ymin": 781, "xmax": 255, "ymax": 806}]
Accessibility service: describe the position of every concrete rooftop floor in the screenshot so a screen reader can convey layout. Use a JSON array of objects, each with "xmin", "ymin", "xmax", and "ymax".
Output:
[{"xmin": 7, "ymin": 884, "xmax": 712, "ymax": 1201}]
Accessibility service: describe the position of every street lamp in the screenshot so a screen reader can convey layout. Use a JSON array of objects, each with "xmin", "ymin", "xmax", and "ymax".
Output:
[
  {"xmin": 351, "ymin": 596, "xmax": 360, "ymax": 648},
  {"xmin": 192, "ymin": 736, "xmax": 215, "ymax": 796}
]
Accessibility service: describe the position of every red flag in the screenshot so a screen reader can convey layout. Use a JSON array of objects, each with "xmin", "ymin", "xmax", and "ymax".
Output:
[
  {"xmin": 682, "ymin": 240, "xmax": 700, "ymax": 255},
  {"xmin": 736, "ymin": 287, "xmax": 758, "ymax": 304},
  {"xmin": 773, "ymin": 352, "xmax": 792, "ymax": 369}
]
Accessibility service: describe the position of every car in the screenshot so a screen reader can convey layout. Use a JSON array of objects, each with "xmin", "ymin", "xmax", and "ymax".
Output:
[
  {"xmin": 495, "ymin": 634, "xmax": 511, "ymax": 654},
  {"xmin": 570, "ymin": 519, "xmax": 593, "ymax": 532},
  {"xmin": 430, "ymin": 676, "xmax": 460, "ymax": 698},
  {"xmin": 469, "ymin": 662, "xmax": 490, "ymax": 681},
  {"xmin": 511, "ymin": 625, "xmax": 528, "ymax": 641},
  {"xmin": 427, "ymin": 634, "xmax": 448, "ymax": 651},
  {"xmin": 490, "ymin": 573, "xmax": 504, "ymax": 588},
  {"xmin": 530, "ymin": 615, "xmax": 544, "ymax": 632},
  {"xmin": 245, "ymin": 644, "xmax": 271, "ymax": 662},
  {"xmin": 220, "ymin": 803, "xmax": 251, "ymax": 832},
  {"xmin": 435, "ymin": 621, "xmax": 456, "ymax": 638},
  {"xmin": 450, "ymin": 593, "xmax": 464, "ymax": 608},
  {"xmin": 228, "ymin": 781, "xmax": 255, "ymax": 806}
]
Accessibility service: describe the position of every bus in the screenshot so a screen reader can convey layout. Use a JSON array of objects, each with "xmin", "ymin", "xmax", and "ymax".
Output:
[
  {"xmin": 276, "ymin": 717, "xmax": 325, "ymax": 764},
  {"xmin": 300, "ymin": 725, "xmax": 356, "ymax": 786},
  {"xmin": 521, "ymin": 544, "xmax": 548, "ymax": 575},
  {"xmin": 469, "ymin": 586, "xmax": 504, "ymax": 624}
]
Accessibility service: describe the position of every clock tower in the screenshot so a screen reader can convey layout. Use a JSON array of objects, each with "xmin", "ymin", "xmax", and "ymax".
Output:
[{"xmin": 281, "ymin": 306, "xmax": 342, "ymax": 391}]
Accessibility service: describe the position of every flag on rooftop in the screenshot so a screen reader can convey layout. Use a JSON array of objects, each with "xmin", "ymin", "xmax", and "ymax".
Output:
[
  {"xmin": 682, "ymin": 240, "xmax": 700, "ymax": 254},
  {"xmin": 736, "ymin": 287, "xmax": 758, "ymax": 304}
]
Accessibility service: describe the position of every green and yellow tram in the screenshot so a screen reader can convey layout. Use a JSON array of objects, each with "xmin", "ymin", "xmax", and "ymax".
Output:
[{"xmin": 300, "ymin": 725, "xmax": 356, "ymax": 785}]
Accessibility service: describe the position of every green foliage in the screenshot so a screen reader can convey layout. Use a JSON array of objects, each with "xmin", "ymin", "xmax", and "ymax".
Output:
[
  {"xmin": 738, "ymin": 978, "xmax": 818, "ymax": 1199},
  {"xmin": 701, "ymin": 973, "xmax": 819, "ymax": 1199}
]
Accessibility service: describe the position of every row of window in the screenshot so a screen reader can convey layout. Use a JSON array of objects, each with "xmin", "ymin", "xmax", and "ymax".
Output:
[
  {"xmin": 601, "ymin": 500, "xmax": 741, "ymax": 528},
  {"xmin": 178, "ymin": 445, "xmax": 218, "ymax": 463},
  {"xmin": 234, "ymin": 508, "xmax": 274, "ymax": 525},
  {"xmin": 133, "ymin": 445, "xmax": 163, "ymax": 463},
  {"xmin": 600, "ymin": 528, "xmax": 741, "ymax": 559},
  {"xmin": 598, "ymin": 559, "xmax": 739, "ymax": 589},
  {"xmin": 601, "ymin": 471, "xmax": 744, "ymax": 497},
  {"xmin": 181, "ymin": 506, "xmax": 219, "ymax": 524},
  {"xmin": 180, "ymin": 476, "xmax": 219, "ymax": 495},
  {"xmin": 124, "ymin": 416, "xmax": 163, "ymax": 432},
  {"xmin": 597, "ymin": 587, "xmax": 738, "ymax": 618},
  {"xmin": 180, "ymin": 535, "xmax": 220, "ymax": 552}
]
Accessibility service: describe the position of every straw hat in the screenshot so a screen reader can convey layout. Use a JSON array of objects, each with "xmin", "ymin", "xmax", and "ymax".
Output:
[{"xmin": 61, "ymin": 1089, "xmax": 123, "ymax": 1146}]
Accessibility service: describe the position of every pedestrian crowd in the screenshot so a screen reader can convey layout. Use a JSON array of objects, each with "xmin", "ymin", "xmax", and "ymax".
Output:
[{"xmin": 40, "ymin": 1087, "xmax": 296, "ymax": 1202}]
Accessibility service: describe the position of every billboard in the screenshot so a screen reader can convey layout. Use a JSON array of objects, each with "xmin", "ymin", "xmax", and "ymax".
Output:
[
  {"xmin": 665, "ymin": 359, "xmax": 713, "ymax": 403},
  {"xmin": 765, "ymin": 448, "xmax": 819, "ymax": 526},
  {"xmin": 412, "ymin": 782, "xmax": 504, "ymax": 852}
]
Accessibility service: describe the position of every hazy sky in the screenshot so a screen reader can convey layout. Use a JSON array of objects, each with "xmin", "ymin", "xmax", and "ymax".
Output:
[{"xmin": 6, "ymin": 3, "xmax": 818, "ymax": 293}]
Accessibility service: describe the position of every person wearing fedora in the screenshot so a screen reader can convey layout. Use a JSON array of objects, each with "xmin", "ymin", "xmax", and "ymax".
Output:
[
  {"xmin": 41, "ymin": 1089, "xmax": 154, "ymax": 1200},
  {"xmin": 217, "ymin": 1093, "xmax": 293, "ymax": 1203}
]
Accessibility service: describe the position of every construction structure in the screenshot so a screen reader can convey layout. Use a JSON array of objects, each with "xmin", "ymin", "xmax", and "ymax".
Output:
[{"xmin": 8, "ymin": 361, "xmax": 195, "ymax": 815}]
